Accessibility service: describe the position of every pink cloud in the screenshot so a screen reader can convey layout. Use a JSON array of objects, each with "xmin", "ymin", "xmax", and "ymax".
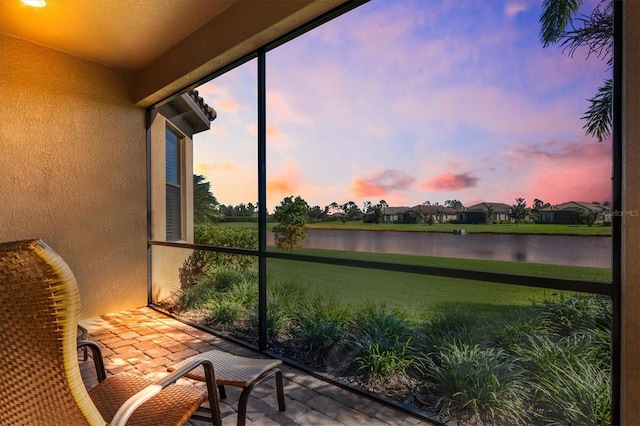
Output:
[
  {"xmin": 503, "ymin": 140, "xmax": 608, "ymax": 161},
  {"xmin": 216, "ymin": 98, "xmax": 238, "ymax": 112},
  {"xmin": 267, "ymin": 90, "xmax": 310, "ymax": 125},
  {"xmin": 196, "ymin": 82, "xmax": 238, "ymax": 112},
  {"xmin": 349, "ymin": 169, "xmax": 415, "ymax": 198},
  {"xmin": 248, "ymin": 124, "xmax": 281, "ymax": 138},
  {"xmin": 267, "ymin": 158, "xmax": 300, "ymax": 198},
  {"xmin": 421, "ymin": 172, "xmax": 478, "ymax": 191},
  {"xmin": 504, "ymin": 2, "xmax": 528, "ymax": 17},
  {"xmin": 502, "ymin": 138, "xmax": 612, "ymax": 204}
]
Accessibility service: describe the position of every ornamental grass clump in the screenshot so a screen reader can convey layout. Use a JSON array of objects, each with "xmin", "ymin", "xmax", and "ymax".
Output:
[
  {"xmin": 530, "ymin": 349, "xmax": 611, "ymax": 426},
  {"xmin": 174, "ymin": 272, "xmax": 220, "ymax": 310},
  {"xmin": 420, "ymin": 306, "xmax": 477, "ymax": 353},
  {"xmin": 354, "ymin": 337, "xmax": 419, "ymax": 381},
  {"xmin": 516, "ymin": 329, "xmax": 611, "ymax": 425},
  {"xmin": 296, "ymin": 294, "xmax": 349, "ymax": 362},
  {"xmin": 535, "ymin": 293, "xmax": 612, "ymax": 337},
  {"xmin": 250, "ymin": 279, "xmax": 310, "ymax": 341},
  {"xmin": 425, "ymin": 341, "xmax": 530, "ymax": 426},
  {"xmin": 351, "ymin": 301, "xmax": 413, "ymax": 348},
  {"xmin": 349, "ymin": 302, "xmax": 419, "ymax": 382},
  {"xmin": 207, "ymin": 298, "xmax": 246, "ymax": 325}
]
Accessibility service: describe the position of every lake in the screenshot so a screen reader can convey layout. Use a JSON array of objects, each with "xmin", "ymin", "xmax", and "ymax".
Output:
[{"xmin": 268, "ymin": 229, "xmax": 611, "ymax": 268}]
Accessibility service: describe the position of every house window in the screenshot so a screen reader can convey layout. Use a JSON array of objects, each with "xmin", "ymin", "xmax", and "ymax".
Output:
[{"xmin": 165, "ymin": 127, "xmax": 182, "ymax": 241}]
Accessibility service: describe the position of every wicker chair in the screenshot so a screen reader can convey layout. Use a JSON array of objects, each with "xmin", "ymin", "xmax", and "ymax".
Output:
[{"xmin": 0, "ymin": 239, "xmax": 222, "ymax": 426}]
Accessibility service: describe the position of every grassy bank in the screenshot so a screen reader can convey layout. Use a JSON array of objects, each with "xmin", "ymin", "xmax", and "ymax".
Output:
[
  {"xmin": 267, "ymin": 248, "xmax": 611, "ymax": 322},
  {"xmin": 307, "ymin": 221, "xmax": 612, "ymax": 236},
  {"xmin": 217, "ymin": 220, "xmax": 612, "ymax": 236}
]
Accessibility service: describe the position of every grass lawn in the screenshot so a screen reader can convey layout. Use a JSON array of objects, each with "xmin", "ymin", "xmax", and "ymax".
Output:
[
  {"xmin": 267, "ymin": 248, "xmax": 611, "ymax": 322},
  {"xmin": 216, "ymin": 220, "xmax": 612, "ymax": 236},
  {"xmin": 203, "ymin": 223, "xmax": 610, "ymax": 322},
  {"xmin": 307, "ymin": 221, "xmax": 612, "ymax": 236}
]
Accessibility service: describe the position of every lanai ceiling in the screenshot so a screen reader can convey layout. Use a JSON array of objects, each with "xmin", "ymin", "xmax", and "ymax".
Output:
[
  {"xmin": 0, "ymin": 0, "xmax": 346, "ymax": 104},
  {"xmin": 0, "ymin": 0, "xmax": 236, "ymax": 71}
]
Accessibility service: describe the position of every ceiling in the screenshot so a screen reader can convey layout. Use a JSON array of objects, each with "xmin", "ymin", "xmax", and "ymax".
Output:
[{"xmin": 0, "ymin": 0, "xmax": 236, "ymax": 71}]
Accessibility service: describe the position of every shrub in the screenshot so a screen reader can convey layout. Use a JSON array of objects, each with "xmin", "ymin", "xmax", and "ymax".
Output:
[
  {"xmin": 351, "ymin": 301, "xmax": 413, "ymax": 347},
  {"xmin": 173, "ymin": 276, "xmax": 219, "ymax": 310},
  {"xmin": 516, "ymin": 332, "xmax": 611, "ymax": 425},
  {"xmin": 492, "ymin": 318, "xmax": 546, "ymax": 354},
  {"xmin": 209, "ymin": 266, "xmax": 244, "ymax": 292},
  {"xmin": 249, "ymin": 279, "xmax": 309, "ymax": 341},
  {"xmin": 296, "ymin": 294, "xmax": 349, "ymax": 361},
  {"xmin": 535, "ymin": 293, "xmax": 612, "ymax": 337},
  {"xmin": 532, "ymin": 351, "xmax": 611, "ymax": 426},
  {"xmin": 354, "ymin": 337, "xmax": 418, "ymax": 380},
  {"xmin": 179, "ymin": 225, "xmax": 258, "ymax": 287},
  {"xmin": 207, "ymin": 298, "xmax": 246, "ymax": 325},
  {"xmin": 425, "ymin": 341, "xmax": 530, "ymax": 425},
  {"xmin": 349, "ymin": 302, "xmax": 417, "ymax": 379},
  {"xmin": 420, "ymin": 307, "xmax": 477, "ymax": 352},
  {"xmin": 250, "ymin": 301, "xmax": 293, "ymax": 340},
  {"xmin": 226, "ymin": 277, "xmax": 258, "ymax": 307},
  {"xmin": 512, "ymin": 306, "xmax": 612, "ymax": 426}
]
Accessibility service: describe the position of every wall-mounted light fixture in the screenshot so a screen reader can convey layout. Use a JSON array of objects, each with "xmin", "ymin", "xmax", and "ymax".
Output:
[{"xmin": 21, "ymin": 0, "xmax": 46, "ymax": 7}]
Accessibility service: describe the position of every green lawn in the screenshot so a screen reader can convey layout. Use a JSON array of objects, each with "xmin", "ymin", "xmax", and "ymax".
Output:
[
  {"xmin": 216, "ymin": 220, "xmax": 612, "ymax": 236},
  {"xmin": 307, "ymin": 221, "xmax": 612, "ymax": 236},
  {"xmin": 205, "ymin": 222, "xmax": 611, "ymax": 322},
  {"xmin": 267, "ymin": 248, "xmax": 611, "ymax": 322}
]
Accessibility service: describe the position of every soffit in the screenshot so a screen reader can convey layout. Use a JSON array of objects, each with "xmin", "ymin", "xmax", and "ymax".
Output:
[{"xmin": 0, "ymin": 0, "xmax": 236, "ymax": 71}]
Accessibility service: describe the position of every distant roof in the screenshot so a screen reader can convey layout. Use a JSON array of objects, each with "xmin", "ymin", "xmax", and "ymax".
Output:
[
  {"xmin": 413, "ymin": 205, "xmax": 457, "ymax": 215},
  {"xmin": 539, "ymin": 201, "xmax": 606, "ymax": 212},
  {"xmin": 381, "ymin": 207, "xmax": 409, "ymax": 215},
  {"xmin": 464, "ymin": 202, "xmax": 511, "ymax": 213}
]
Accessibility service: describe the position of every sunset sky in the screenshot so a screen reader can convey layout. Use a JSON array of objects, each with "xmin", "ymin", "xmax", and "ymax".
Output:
[{"xmin": 193, "ymin": 0, "xmax": 611, "ymax": 212}]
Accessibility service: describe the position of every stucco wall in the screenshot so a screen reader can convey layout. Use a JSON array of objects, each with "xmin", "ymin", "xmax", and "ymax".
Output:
[
  {"xmin": 622, "ymin": 2, "xmax": 640, "ymax": 424},
  {"xmin": 0, "ymin": 34, "xmax": 147, "ymax": 319}
]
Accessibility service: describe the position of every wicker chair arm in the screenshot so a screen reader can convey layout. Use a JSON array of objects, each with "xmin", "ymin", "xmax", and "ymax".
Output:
[
  {"xmin": 77, "ymin": 340, "xmax": 108, "ymax": 382},
  {"xmin": 110, "ymin": 358, "xmax": 220, "ymax": 426}
]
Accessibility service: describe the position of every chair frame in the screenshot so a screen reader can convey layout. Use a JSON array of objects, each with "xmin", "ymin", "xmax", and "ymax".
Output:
[
  {"xmin": 79, "ymin": 334, "xmax": 223, "ymax": 426},
  {"xmin": 0, "ymin": 239, "xmax": 222, "ymax": 426}
]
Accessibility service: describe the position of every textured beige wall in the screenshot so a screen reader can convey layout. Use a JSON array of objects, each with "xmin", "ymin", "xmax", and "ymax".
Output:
[
  {"xmin": 622, "ymin": 2, "xmax": 640, "ymax": 424},
  {"xmin": 0, "ymin": 34, "xmax": 147, "ymax": 319}
]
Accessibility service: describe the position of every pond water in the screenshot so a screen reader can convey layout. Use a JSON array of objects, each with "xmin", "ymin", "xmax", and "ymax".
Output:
[{"xmin": 269, "ymin": 229, "xmax": 611, "ymax": 268}]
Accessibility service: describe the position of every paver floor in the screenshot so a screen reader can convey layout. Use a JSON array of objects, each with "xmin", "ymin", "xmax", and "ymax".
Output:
[{"xmin": 79, "ymin": 307, "xmax": 437, "ymax": 426}]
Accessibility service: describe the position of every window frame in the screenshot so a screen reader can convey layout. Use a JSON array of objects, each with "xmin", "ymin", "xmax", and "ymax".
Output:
[
  {"xmin": 147, "ymin": 1, "xmax": 621, "ymax": 423},
  {"xmin": 165, "ymin": 126, "xmax": 183, "ymax": 242}
]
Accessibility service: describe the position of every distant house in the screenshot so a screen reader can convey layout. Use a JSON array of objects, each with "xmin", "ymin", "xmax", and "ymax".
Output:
[
  {"xmin": 328, "ymin": 212, "xmax": 348, "ymax": 221},
  {"xmin": 457, "ymin": 202, "xmax": 511, "ymax": 224},
  {"xmin": 412, "ymin": 205, "xmax": 458, "ymax": 223},
  {"xmin": 381, "ymin": 207, "xmax": 409, "ymax": 223},
  {"xmin": 538, "ymin": 201, "xmax": 607, "ymax": 224}
]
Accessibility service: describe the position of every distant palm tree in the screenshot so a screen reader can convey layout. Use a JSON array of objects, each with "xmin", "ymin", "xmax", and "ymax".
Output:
[{"xmin": 485, "ymin": 205, "xmax": 496, "ymax": 224}]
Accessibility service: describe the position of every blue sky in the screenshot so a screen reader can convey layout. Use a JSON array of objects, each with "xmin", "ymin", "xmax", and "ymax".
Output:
[{"xmin": 194, "ymin": 0, "xmax": 611, "ymax": 212}]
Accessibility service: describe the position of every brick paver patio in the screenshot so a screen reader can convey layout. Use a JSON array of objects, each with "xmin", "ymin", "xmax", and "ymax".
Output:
[{"xmin": 79, "ymin": 308, "xmax": 437, "ymax": 426}]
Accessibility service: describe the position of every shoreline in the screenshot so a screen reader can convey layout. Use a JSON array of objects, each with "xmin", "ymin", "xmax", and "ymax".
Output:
[{"xmin": 305, "ymin": 222, "xmax": 613, "ymax": 237}]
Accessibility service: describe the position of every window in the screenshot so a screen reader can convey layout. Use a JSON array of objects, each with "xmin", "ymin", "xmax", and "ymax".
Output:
[
  {"xmin": 166, "ymin": 127, "xmax": 182, "ymax": 241},
  {"xmin": 149, "ymin": 1, "xmax": 618, "ymax": 424}
]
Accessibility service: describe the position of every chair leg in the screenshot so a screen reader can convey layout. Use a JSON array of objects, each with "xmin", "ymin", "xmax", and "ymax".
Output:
[
  {"xmin": 275, "ymin": 370, "xmax": 285, "ymax": 412},
  {"xmin": 237, "ymin": 387, "xmax": 250, "ymax": 426},
  {"xmin": 236, "ymin": 368, "xmax": 285, "ymax": 426},
  {"xmin": 218, "ymin": 384, "xmax": 226, "ymax": 399}
]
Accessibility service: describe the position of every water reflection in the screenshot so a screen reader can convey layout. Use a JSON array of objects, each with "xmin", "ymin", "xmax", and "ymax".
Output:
[{"xmin": 269, "ymin": 229, "xmax": 611, "ymax": 268}]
